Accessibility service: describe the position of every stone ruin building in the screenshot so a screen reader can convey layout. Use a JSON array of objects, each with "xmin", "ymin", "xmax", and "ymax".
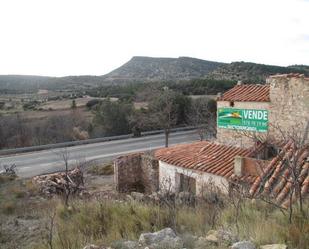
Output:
[{"xmin": 114, "ymin": 73, "xmax": 309, "ymax": 208}]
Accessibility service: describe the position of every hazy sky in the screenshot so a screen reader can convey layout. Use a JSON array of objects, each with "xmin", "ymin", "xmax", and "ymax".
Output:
[{"xmin": 0, "ymin": 0, "xmax": 308, "ymax": 76}]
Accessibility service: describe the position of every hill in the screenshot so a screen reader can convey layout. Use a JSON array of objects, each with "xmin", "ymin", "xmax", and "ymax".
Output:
[
  {"xmin": 0, "ymin": 57, "xmax": 308, "ymax": 92},
  {"xmin": 0, "ymin": 75, "xmax": 104, "ymax": 92},
  {"xmin": 102, "ymin": 56, "xmax": 225, "ymax": 82},
  {"xmin": 208, "ymin": 61, "xmax": 309, "ymax": 83}
]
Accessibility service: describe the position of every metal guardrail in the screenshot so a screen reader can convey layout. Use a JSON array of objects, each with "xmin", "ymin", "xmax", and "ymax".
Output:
[{"xmin": 0, "ymin": 126, "xmax": 196, "ymax": 156}]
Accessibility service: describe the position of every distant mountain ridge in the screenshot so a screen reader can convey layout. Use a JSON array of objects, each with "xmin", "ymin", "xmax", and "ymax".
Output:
[{"xmin": 0, "ymin": 56, "xmax": 308, "ymax": 91}]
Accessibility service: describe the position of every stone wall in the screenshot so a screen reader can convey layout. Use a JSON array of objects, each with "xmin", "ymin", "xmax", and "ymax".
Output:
[
  {"xmin": 268, "ymin": 75, "xmax": 309, "ymax": 142},
  {"xmin": 114, "ymin": 153, "xmax": 159, "ymax": 193},
  {"xmin": 114, "ymin": 153, "xmax": 143, "ymax": 193},
  {"xmin": 216, "ymin": 100, "xmax": 270, "ymax": 148},
  {"xmin": 141, "ymin": 154, "xmax": 159, "ymax": 193}
]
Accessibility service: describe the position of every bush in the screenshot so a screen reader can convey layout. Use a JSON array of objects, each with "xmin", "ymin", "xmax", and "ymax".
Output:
[
  {"xmin": 86, "ymin": 99, "xmax": 101, "ymax": 109},
  {"xmin": 23, "ymin": 100, "xmax": 40, "ymax": 110},
  {"xmin": 93, "ymin": 100, "xmax": 133, "ymax": 136},
  {"xmin": 278, "ymin": 209, "xmax": 309, "ymax": 249}
]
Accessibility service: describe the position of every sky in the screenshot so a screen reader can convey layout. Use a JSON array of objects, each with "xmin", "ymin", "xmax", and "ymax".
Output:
[{"xmin": 0, "ymin": 0, "xmax": 308, "ymax": 76}]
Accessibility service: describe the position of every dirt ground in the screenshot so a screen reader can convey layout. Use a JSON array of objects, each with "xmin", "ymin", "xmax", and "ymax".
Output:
[
  {"xmin": 0, "ymin": 165, "xmax": 115, "ymax": 249},
  {"xmin": 84, "ymin": 173, "xmax": 115, "ymax": 195}
]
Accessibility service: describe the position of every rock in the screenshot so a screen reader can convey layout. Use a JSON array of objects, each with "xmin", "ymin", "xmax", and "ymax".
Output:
[
  {"xmin": 260, "ymin": 244, "xmax": 287, "ymax": 249},
  {"xmin": 217, "ymin": 229, "xmax": 238, "ymax": 244},
  {"xmin": 126, "ymin": 194, "xmax": 134, "ymax": 202},
  {"xmin": 146, "ymin": 237, "xmax": 183, "ymax": 249},
  {"xmin": 160, "ymin": 236, "xmax": 183, "ymax": 249},
  {"xmin": 131, "ymin": 192, "xmax": 145, "ymax": 201},
  {"xmin": 122, "ymin": 241, "xmax": 139, "ymax": 249},
  {"xmin": 231, "ymin": 241, "xmax": 256, "ymax": 249},
  {"xmin": 181, "ymin": 233, "xmax": 198, "ymax": 249},
  {"xmin": 205, "ymin": 230, "xmax": 219, "ymax": 244},
  {"xmin": 195, "ymin": 237, "xmax": 209, "ymax": 249},
  {"xmin": 112, "ymin": 240, "xmax": 140, "ymax": 249},
  {"xmin": 149, "ymin": 192, "xmax": 160, "ymax": 202},
  {"xmin": 83, "ymin": 245, "xmax": 101, "ymax": 249},
  {"xmin": 196, "ymin": 229, "xmax": 236, "ymax": 247},
  {"xmin": 139, "ymin": 228, "xmax": 183, "ymax": 249},
  {"xmin": 121, "ymin": 241, "xmax": 140, "ymax": 249},
  {"xmin": 205, "ymin": 234, "xmax": 218, "ymax": 244},
  {"xmin": 139, "ymin": 228, "xmax": 176, "ymax": 245}
]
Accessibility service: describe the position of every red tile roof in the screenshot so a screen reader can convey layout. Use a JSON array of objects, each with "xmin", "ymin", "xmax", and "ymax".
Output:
[
  {"xmin": 155, "ymin": 141, "xmax": 258, "ymax": 178},
  {"xmin": 248, "ymin": 141, "xmax": 309, "ymax": 208},
  {"xmin": 218, "ymin": 84, "xmax": 270, "ymax": 102}
]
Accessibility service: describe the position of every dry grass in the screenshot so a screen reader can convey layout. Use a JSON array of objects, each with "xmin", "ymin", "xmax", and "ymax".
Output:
[
  {"xmin": 40, "ymin": 97, "xmax": 93, "ymax": 110},
  {"xmin": 87, "ymin": 163, "xmax": 114, "ymax": 176},
  {"xmin": 220, "ymin": 200, "xmax": 309, "ymax": 248},
  {"xmin": 0, "ymin": 174, "xmax": 16, "ymax": 184},
  {"xmin": 1, "ymin": 176, "xmax": 308, "ymax": 249},
  {"xmin": 29, "ymin": 198, "xmax": 309, "ymax": 249},
  {"xmin": 40, "ymin": 97, "xmax": 116, "ymax": 110},
  {"xmin": 0, "ymin": 179, "xmax": 40, "ymax": 216},
  {"xmin": 31, "ymin": 200, "xmax": 211, "ymax": 249}
]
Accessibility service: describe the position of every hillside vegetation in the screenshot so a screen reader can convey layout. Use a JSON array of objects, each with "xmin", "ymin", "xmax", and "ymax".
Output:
[
  {"xmin": 0, "ymin": 75, "xmax": 104, "ymax": 92},
  {"xmin": 1, "ymin": 57, "xmax": 308, "ymax": 92},
  {"xmin": 208, "ymin": 61, "xmax": 309, "ymax": 83},
  {"xmin": 102, "ymin": 56, "xmax": 225, "ymax": 82}
]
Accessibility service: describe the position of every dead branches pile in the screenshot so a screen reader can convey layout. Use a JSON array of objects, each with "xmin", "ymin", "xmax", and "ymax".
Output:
[
  {"xmin": 32, "ymin": 168, "xmax": 84, "ymax": 196},
  {"xmin": 0, "ymin": 164, "xmax": 17, "ymax": 178}
]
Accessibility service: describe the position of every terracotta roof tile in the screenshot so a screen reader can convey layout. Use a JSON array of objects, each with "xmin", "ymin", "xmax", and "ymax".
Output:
[
  {"xmin": 218, "ymin": 84, "xmax": 270, "ymax": 102},
  {"xmin": 248, "ymin": 142, "xmax": 309, "ymax": 208},
  {"xmin": 155, "ymin": 141, "xmax": 258, "ymax": 178}
]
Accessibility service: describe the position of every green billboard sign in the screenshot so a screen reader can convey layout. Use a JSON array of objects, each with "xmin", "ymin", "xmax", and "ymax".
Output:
[{"xmin": 217, "ymin": 108, "xmax": 268, "ymax": 132}]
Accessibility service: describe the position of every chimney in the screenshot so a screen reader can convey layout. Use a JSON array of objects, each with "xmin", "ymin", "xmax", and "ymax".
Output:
[
  {"xmin": 217, "ymin": 92, "xmax": 222, "ymax": 98},
  {"xmin": 234, "ymin": 156, "xmax": 244, "ymax": 176},
  {"xmin": 237, "ymin": 80, "xmax": 243, "ymax": 85}
]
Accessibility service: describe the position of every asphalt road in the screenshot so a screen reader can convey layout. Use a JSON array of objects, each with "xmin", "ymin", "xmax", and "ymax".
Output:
[{"xmin": 0, "ymin": 130, "xmax": 199, "ymax": 178}]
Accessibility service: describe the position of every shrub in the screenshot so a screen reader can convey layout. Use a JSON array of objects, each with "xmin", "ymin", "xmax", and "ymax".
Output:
[
  {"xmin": 278, "ymin": 208, "xmax": 309, "ymax": 249},
  {"xmin": 86, "ymin": 99, "xmax": 101, "ymax": 109},
  {"xmin": 72, "ymin": 127, "xmax": 89, "ymax": 140},
  {"xmin": 23, "ymin": 100, "xmax": 40, "ymax": 110}
]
